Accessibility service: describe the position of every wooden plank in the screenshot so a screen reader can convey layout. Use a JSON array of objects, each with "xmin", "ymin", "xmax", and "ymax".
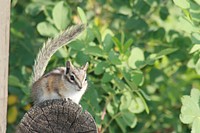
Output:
[{"xmin": 0, "ymin": 0, "xmax": 10, "ymax": 132}]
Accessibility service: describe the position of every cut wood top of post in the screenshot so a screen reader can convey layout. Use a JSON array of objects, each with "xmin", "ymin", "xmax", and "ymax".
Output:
[{"xmin": 16, "ymin": 99, "xmax": 97, "ymax": 133}]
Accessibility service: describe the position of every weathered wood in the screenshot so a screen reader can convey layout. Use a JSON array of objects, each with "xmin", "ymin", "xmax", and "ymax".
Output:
[
  {"xmin": 0, "ymin": 0, "xmax": 10, "ymax": 132},
  {"xmin": 17, "ymin": 99, "xmax": 97, "ymax": 133}
]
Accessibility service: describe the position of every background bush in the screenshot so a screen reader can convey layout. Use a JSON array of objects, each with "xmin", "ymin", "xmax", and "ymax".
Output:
[{"xmin": 8, "ymin": 0, "xmax": 200, "ymax": 132}]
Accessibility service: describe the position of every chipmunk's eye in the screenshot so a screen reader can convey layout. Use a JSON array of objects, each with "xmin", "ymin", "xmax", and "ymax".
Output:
[
  {"xmin": 70, "ymin": 75, "xmax": 75, "ymax": 80},
  {"xmin": 85, "ymin": 77, "xmax": 87, "ymax": 81}
]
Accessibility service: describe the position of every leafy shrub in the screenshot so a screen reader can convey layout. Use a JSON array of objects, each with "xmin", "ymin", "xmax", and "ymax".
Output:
[{"xmin": 8, "ymin": 0, "xmax": 200, "ymax": 132}]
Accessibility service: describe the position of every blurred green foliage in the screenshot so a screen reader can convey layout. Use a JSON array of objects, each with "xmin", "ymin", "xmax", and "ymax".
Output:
[{"xmin": 8, "ymin": 0, "xmax": 200, "ymax": 132}]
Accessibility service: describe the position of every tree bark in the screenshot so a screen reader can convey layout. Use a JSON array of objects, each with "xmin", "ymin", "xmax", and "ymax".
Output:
[
  {"xmin": 17, "ymin": 99, "xmax": 97, "ymax": 133},
  {"xmin": 0, "ymin": 0, "xmax": 10, "ymax": 132}
]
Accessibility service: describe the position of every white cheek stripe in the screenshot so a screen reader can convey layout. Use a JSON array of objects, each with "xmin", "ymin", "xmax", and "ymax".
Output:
[{"xmin": 73, "ymin": 75, "xmax": 82, "ymax": 88}]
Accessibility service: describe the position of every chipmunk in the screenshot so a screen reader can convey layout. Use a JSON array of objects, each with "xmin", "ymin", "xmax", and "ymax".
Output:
[{"xmin": 31, "ymin": 24, "xmax": 88, "ymax": 105}]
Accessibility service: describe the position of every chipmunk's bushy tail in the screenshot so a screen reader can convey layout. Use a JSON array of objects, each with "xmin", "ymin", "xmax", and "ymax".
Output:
[{"xmin": 32, "ymin": 24, "xmax": 85, "ymax": 83}]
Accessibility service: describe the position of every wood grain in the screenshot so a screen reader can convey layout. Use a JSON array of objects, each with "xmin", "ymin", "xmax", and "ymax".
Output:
[
  {"xmin": 17, "ymin": 99, "xmax": 97, "ymax": 133},
  {"xmin": 0, "ymin": 0, "xmax": 10, "ymax": 132}
]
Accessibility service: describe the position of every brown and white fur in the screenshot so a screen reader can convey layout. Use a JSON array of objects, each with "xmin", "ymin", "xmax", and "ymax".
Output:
[
  {"xmin": 31, "ymin": 24, "xmax": 87, "ymax": 104},
  {"xmin": 32, "ymin": 61, "xmax": 88, "ymax": 104}
]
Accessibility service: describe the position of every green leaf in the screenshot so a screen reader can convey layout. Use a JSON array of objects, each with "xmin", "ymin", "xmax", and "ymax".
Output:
[
  {"xmin": 103, "ymin": 34, "xmax": 113, "ymax": 52},
  {"xmin": 102, "ymin": 72, "xmax": 113, "ymax": 83},
  {"xmin": 112, "ymin": 37, "xmax": 122, "ymax": 53},
  {"xmin": 194, "ymin": 0, "xmax": 200, "ymax": 5},
  {"xmin": 180, "ymin": 88, "xmax": 200, "ymax": 126},
  {"xmin": 108, "ymin": 125, "xmax": 116, "ymax": 133},
  {"xmin": 25, "ymin": 3, "xmax": 43, "ymax": 16},
  {"xmin": 53, "ymin": 1, "xmax": 71, "ymax": 30},
  {"xmin": 137, "ymin": 92, "xmax": 150, "ymax": 114},
  {"xmin": 187, "ymin": 58, "xmax": 196, "ymax": 68},
  {"xmin": 195, "ymin": 58, "xmax": 200, "ymax": 74},
  {"xmin": 145, "ymin": 48, "xmax": 177, "ymax": 66},
  {"xmin": 120, "ymin": 91, "xmax": 132, "ymax": 111},
  {"xmin": 190, "ymin": 44, "xmax": 200, "ymax": 54},
  {"xmin": 43, "ymin": 6, "xmax": 54, "ymax": 23},
  {"xmin": 131, "ymin": 70, "xmax": 144, "ymax": 86},
  {"xmin": 107, "ymin": 103, "xmax": 114, "ymax": 116},
  {"xmin": 115, "ymin": 116, "xmax": 127, "ymax": 133},
  {"xmin": 134, "ymin": 0, "xmax": 150, "ymax": 15},
  {"xmin": 102, "ymin": 84, "xmax": 115, "ymax": 93},
  {"xmin": 83, "ymin": 89, "xmax": 100, "ymax": 111},
  {"xmin": 128, "ymin": 97, "xmax": 145, "ymax": 114},
  {"xmin": 191, "ymin": 33, "xmax": 200, "ymax": 44},
  {"xmin": 152, "ymin": 28, "xmax": 165, "ymax": 40},
  {"xmin": 108, "ymin": 51, "xmax": 121, "ymax": 65},
  {"xmin": 68, "ymin": 40, "xmax": 84, "ymax": 51},
  {"xmin": 107, "ymin": 101, "xmax": 118, "ymax": 116},
  {"xmin": 139, "ymin": 89, "xmax": 151, "ymax": 101},
  {"xmin": 159, "ymin": 6, "xmax": 169, "ymax": 20},
  {"xmin": 190, "ymin": 12, "xmax": 200, "ymax": 22},
  {"xmin": 84, "ymin": 46, "xmax": 104, "ymax": 57},
  {"xmin": 113, "ymin": 77, "xmax": 126, "ymax": 90},
  {"xmin": 37, "ymin": 22, "xmax": 58, "ymax": 37},
  {"xmin": 8, "ymin": 75, "xmax": 25, "ymax": 88},
  {"xmin": 149, "ymin": 68, "xmax": 167, "ymax": 83},
  {"xmin": 122, "ymin": 70, "xmax": 138, "ymax": 90},
  {"xmin": 121, "ymin": 110, "xmax": 137, "ymax": 128},
  {"xmin": 102, "ymin": 29, "xmax": 114, "ymax": 41},
  {"xmin": 120, "ymin": 91, "xmax": 145, "ymax": 114},
  {"xmin": 85, "ymin": 28, "xmax": 95, "ymax": 43},
  {"xmin": 125, "ymin": 17, "xmax": 148, "ymax": 31},
  {"xmin": 92, "ymin": 26, "xmax": 102, "ymax": 44},
  {"xmin": 123, "ymin": 38, "xmax": 133, "ymax": 52},
  {"xmin": 156, "ymin": 48, "xmax": 178, "ymax": 58},
  {"xmin": 75, "ymin": 51, "xmax": 90, "ymax": 65},
  {"xmin": 173, "ymin": 0, "xmax": 190, "ymax": 9},
  {"xmin": 178, "ymin": 17, "xmax": 197, "ymax": 33},
  {"xmin": 118, "ymin": 5, "xmax": 132, "ymax": 16},
  {"xmin": 192, "ymin": 118, "xmax": 200, "ymax": 133},
  {"xmin": 146, "ymin": 54, "xmax": 156, "ymax": 65},
  {"xmin": 128, "ymin": 47, "xmax": 145, "ymax": 69},
  {"xmin": 115, "ymin": 110, "xmax": 137, "ymax": 132},
  {"xmin": 77, "ymin": 7, "xmax": 87, "ymax": 24},
  {"xmin": 55, "ymin": 47, "xmax": 68, "ymax": 58},
  {"xmin": 94, "ymin": 61, "xmax": 108, "ymax": 75}
]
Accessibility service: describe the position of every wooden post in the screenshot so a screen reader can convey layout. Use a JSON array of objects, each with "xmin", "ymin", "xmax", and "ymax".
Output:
[
  {"xmin": 0, "ymin": 0, "xmax": 10, "ymax": 132},
  {"xmin": 17, "ymin": 99, "xmax": 97, "ymax": 133}
]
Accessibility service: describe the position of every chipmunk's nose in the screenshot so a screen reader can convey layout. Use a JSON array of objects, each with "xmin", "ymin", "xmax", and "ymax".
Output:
[{"xmin": 77, "ymin": 83, "xmax": 82, "ymax": 90}]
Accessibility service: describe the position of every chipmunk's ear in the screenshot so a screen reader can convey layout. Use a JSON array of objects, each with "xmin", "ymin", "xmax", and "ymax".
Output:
[
  {"xmin": 66, "ymin": 61, "xmax": 73, "ymax": 74},
  {"xmin": 82, "ymin": 62, "xmax": 89, "ymax": 71}
]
